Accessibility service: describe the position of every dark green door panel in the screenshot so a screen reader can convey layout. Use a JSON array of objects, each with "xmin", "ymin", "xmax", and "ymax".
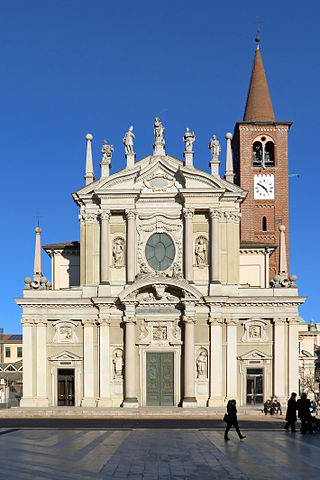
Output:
[{"xmin": 146, "ymin": 352, "xmax": 174, "ymax": 406}]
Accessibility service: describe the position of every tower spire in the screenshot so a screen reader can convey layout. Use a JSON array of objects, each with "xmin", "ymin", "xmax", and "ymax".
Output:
[
  {"xmin": 243, "ymin": 37, "xmax": 275, "ymax": 122},
  {"xmin": 224, "ymin": 132, "xmax": 234, "ymax": 183},
  {"xmin": 85, "ymin": 133, "xmax": 95, "ymax": 185},
  {"xmin": 33, "ymin": 225, "xmax": 42, "ymax": 285}
]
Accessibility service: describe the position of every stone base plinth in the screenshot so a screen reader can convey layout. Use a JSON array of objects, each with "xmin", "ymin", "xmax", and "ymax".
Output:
[
  {"xmin": 81, "ymin": 397, "xmax": 96, "ymax": 407},
  {"xmin": 208, "ymin": 396, "xmax": 224, "ymax": 407},
  {"xmin": 97, "ymin": 398, "xmax": 113, "ymax": 408},
  {"xmin": 20, "ymin": 397, "xmax": 37, "ymax": 408},
  {"xmin": 34, "ymin": 397, "xmax": 49, "ymax": 407},
  {"xmin": 182, "ymin": 397, "xmax": 197, "ymax": 408},
  {"xmin": 123, "ymin": 398, "xmax": 139, "ymax": 408}
]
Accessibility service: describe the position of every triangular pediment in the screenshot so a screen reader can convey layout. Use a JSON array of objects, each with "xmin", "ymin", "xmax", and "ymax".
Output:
[
  {"xmin": 49, "ymin": 350, "xmax": 82, "ymax": 362},
  {"xmin": 237, "ymin": 349, "xmax": 272, "ymax": 361}
]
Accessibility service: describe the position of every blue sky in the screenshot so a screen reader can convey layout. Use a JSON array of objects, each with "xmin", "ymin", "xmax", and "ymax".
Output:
[{"xmin": 2, "ymin": 0, "xmax": 319, "ymax": 332}]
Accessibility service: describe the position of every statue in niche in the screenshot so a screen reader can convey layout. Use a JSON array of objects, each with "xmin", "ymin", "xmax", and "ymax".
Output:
[
  {"xmin": 153, "ymin": 326, "xmax": 167, "ymax": 340},
  {"xmin": 195, "ymin": 237, "xmax": 207, "ymax": 266},
  {"xmin": 209, "ymin": 135, "xmax": 221, "ymax": 161},
  {"xmin": 101, "ymin": 140, "xmax": 114, "ymax": 165},
  {"xmin": 154, "ymin": 117, "xmax": 165, "ymax": 145},
  {"xmin": 249, "ymin": 325, "xmax": 261, "ymax": 339},
  {"xmin": 196, "ymin": 349, "xmax": 208, "ymax": 378},
  {"xmin": 183, "ymin": 128, "xmax": 196, "ymax": 152},
  {"xmin": 113, "ymin": 237, "xmax": 125, "ymax": 266},
  {"xmin": 123, "ymin": 126, "xmax": 135, "ymax": 154},
  {"xmin": 113, "ymin": 349, "xmax": 123, "ymax": 379}
]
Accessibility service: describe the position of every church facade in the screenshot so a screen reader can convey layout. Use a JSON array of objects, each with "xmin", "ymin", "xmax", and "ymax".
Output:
[{"xmin": 16, "ymin": 40, "xmax": 306, "ymax": 408}]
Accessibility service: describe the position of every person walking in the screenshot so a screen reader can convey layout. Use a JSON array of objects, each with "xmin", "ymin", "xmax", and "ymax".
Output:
[
  {"xmin": 297, "ymin": 392, "xmax": 313, "ymax": 434},
  {"xmin": 284, "ymin": 392, "xmax": 297, "ymax": 432},
  {"xmin": 224, "ymin": 399, "xmax": 246, "ymax": 441}
]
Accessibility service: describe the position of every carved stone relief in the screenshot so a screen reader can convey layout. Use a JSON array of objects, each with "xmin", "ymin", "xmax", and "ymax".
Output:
[
  {"xmin": 194, "ymin": 236, "xmax": 208, "ymax": 266},
  {"xmin": 196, "ymin": 347, "xmax": 208, "ymax": 379},
  {"xmin": 139, "ymin": 319, "xmax": 181, "ymax": 346},
  {"xmin": 52, "ymin": 321, "xmax": 79, "ymax": 344},
  {"xmin": 112, "ymin": 237, "xmax": 125, "ymax": 266},
  {"xmin": 241, "ymin": 319, "xmax": 268, "ymax": 343},
  {"xmin": 112, "ymin": 348, "xmax": 124, "ymax": 380}
]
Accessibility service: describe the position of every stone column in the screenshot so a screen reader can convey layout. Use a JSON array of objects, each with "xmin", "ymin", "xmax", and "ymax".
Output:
[
  {"xmin": 288, "ymin": 318, "xmax": 300, "ymax": 396},
  {"xmin": 126, "ymin": 210, "xmax": 136, "ymax": 283},
  {"xmin": 226, "ymin": 319, "xmax": 238, "ymax": 400},
  {"xmin": 81, "ymin": 319, "xmax": 96, "ymax": 407},
  {"xmin": 183, "ymin": 208, "xmax": 194, "ymax": 282},
  {"xmin": 273, "ymin": 317, "xmax": 286, "ymax": 403},
  {"xmin": 36, "ymin": 320, "xmax": 49, "ymax": 406},
  {"xmin": 209, "ymin": 209, "xmax": 220, "ymax": 284},
  {"xmin": 182, "ymin": 316, "xmax": 197, "ymax": 407},
  {"xmin": 20, "ymin": 319, "xmax": 35, "ymax": 407},
  {"xmin": 208, "ymin": 317, "xmax": 224, "ymax": 406},
  {"xmin": 97, "ymin": 315, "xmax": 112, "ymax": 407},
  {"xmin": 123, "ymin": 317, "xmax": 138, "ymax": 407},
  {"xmin": 100, "ymin": 210, "xmax": 111, "ymax": 284}
]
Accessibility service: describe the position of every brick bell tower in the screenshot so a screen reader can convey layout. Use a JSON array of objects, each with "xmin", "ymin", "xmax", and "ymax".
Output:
[{"xmin": 232, "ymin": 36, "xmax": 291, "ymax": 281}]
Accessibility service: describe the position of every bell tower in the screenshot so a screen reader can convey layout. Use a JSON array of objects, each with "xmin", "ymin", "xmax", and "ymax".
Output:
[{"xmin": 232, "ymin": 37, "xmax": 291, "ymax": 280}]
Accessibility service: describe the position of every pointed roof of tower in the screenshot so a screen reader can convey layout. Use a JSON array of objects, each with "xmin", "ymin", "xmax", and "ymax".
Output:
[{"xmin": 243, "ymin": 38, "xmax": 275, "ymax": 122}]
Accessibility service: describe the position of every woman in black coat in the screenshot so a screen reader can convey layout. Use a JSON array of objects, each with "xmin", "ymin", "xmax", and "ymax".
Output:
[
  {"xmin": 284, "ymin": 392, "xmax": 297, "ymax": 432},
  {"xmin": 224, "ymin": 400, "xmax": 246, "ymax": 440}
]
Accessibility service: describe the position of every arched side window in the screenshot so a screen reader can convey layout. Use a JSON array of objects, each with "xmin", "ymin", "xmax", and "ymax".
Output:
[
  {"xmin": 262, "ymin": 216, "xmax": 267, "ymax": 232},
  {"xmin": 264, "ymin": 142, "xmax": 274, "ymax": 167},
  {"xmin": 252, "ymin": 135, "xmax": 275, "ymax": 168},
  {"xmin": 253, "ymin": 141, "xmax": 263, "ymax": 166}
]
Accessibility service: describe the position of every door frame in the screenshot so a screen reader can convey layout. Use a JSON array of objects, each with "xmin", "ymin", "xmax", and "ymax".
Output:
[
  {"xmin": 246, "ymin": 368, "xmax": 264, "ymax": 405},
  {"xmin": 49, "ymin": 351, "xmax": 82, "ymax": 406},
  {"xmin": 139, "ymin": 346, "xmax": 181, "ymax": 406},
  {"xmin": 57, "ymin": 368, "xmax": 75, "ymax": 406}
]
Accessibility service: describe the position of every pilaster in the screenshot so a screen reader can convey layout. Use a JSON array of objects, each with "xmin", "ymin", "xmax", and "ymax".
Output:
[
  {"xmin": 81, "ymin": 318, "xmax": 97, "ymax": 407},
  {"xmin": 226, "ymin": 318, "xmax": 238, "ymax": 401},
  {"xmin": 20, "ymin": 319, "xmax": 35, "ymax": 407},
  {"xmin": 123, "ymin": 316, "xmax": 138, "ymax": 408},
  {"xmin": 273, "ymin": 317, "xmax": 286, "ymax": 403},
  {"xmin": 288, "ymin": 317, "xmax": 300, "ymax": 396},
  {"xmin": 35, "ymin": 319, "xmax": 49, "ymax": 407},
  {"xmin": 100, "ymin": 210, "xmax": 111, "ymax": 285},
  {"xmin": 209, "ymin": 209, "xmax": 220, "ymax": 293},
  {"xmin": 183, "ymin": 208, "xmax": 194, "ymax": 282},
  {"xmin": 97, "ymin": 315, "xmax": 112, "ymax": 407},
  {"xmin": 126, "ymin": 210, "xmax": 136, "ymax": 283},
  {"xmin": 208, "ymin": 317, "xmax": 224, "ymax": 406},
  {"xmin": 182, "ymin": 315, "xmax": 197, "ymax": 408}
]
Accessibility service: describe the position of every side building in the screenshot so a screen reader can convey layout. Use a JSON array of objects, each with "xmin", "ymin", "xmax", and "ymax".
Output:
[{"xmin": 15, "ymin": 40, "xmax": 306, "ymax": 408}]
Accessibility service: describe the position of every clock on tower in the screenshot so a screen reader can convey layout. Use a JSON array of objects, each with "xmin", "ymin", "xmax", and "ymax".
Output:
[{"xmin": 232, "ymin": 38, "xmax": 291, "ymax": 281}]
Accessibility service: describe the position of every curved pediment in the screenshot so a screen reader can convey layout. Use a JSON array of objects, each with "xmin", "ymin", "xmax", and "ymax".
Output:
[{"xmin": 118, "ymin": 275, "xmax": 202, "ymax": 302}]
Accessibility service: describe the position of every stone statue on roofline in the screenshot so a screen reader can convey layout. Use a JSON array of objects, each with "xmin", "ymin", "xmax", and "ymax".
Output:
[
  {"xmin": 101, "ymin": 140, "xmax": 114, "ymax": 165},
  {"xmin": 209, "ymin": 135, "xmax": 221, "ymax": 161},
  {"xmin": 153, "ymin": 117, "xmax": 165, "ymax": 155},
  {"xmin": 123, "ymin": 126, "xmax": 135, "ymax": 154},
  {"xmin": 183, "ymin": 128, "xmax": 196, "ymax": 152}
]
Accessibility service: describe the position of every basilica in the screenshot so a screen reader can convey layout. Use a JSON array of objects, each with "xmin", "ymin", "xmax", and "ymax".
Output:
[{"xmin": 16, "ymin": 39, "xmax": 306, "ymax": 408}]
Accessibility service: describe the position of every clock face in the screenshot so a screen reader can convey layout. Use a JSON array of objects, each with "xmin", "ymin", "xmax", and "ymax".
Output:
[{"xmin": 254, "ymin": 174, "xmax": 274, "ymax": 199}]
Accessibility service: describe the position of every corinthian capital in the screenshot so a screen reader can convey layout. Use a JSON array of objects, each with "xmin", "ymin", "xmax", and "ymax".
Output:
[
  {"xmin": 183, "ymin": 207, "xmax": 194, "ymax": 219},
  {"xmin": 100, "ymin": 210, "xmax": 111, "ymax": 221},
  {"xmin": 209, "ymin": 208, "xmax": 220, "ymax": 220},
  {"xmin": 125, "ymin": 209, "xmax": 136, "ymax": 220},
  {"xmin": 81, "ymin": 213, "xmax": 98, "ymax": 224}
]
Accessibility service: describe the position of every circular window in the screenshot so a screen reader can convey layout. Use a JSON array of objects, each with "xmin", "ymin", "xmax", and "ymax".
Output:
[{"xmin": 145, "ymin": 233, "xmax": 175, "ymax": 271}]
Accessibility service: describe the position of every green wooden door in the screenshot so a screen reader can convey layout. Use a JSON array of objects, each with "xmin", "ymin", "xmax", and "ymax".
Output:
[{"xmin": 146, "ymin": 352, "xmax": 174, "ymax": 406}]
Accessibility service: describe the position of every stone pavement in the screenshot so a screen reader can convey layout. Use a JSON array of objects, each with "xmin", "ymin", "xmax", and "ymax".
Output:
[{"xmin": 0, "ymin": 426, "xmax": 319, "ymax": 479}]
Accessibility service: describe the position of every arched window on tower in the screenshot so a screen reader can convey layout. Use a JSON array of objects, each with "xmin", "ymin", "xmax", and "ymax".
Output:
[
  {"xmin": 253, "ymin": 136, "xmax": 275, "ymax": 168},
  {"xmin": 262, "ymin": 216, "xmax": 267, "ymax": 232},
  {"xmin": 253, "ymin": 141, "xmax": 263, "ymax": 166},
  {"xmin": 264, "ymin": 142, "xmax": 275, "ymax": 167}
]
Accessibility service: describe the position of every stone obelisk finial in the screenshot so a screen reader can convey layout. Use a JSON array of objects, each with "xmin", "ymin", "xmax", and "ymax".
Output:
[
  {"xmin": 33, "ymin": 226, "xmax": 42, "ymax": 285},
  {"xmin": 279, "ymin": 225, "xmax": 288, "ymax": 280},
  {"xmin": 84, "ymin": 133, "xmax": 95, "ymax": 185},
  {"xmin": 224, "ymin": 133, "xmax": 234, "ymax": 183}
]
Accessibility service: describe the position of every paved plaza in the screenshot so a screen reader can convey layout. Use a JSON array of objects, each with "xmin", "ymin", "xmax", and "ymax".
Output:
[{"xmin": 0, "ymin": 423, "xmax": 319, "ymax": 480}]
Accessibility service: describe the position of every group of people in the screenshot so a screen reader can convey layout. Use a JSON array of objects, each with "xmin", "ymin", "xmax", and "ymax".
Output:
[
  {"xmin": 263, "ymin": 398, "xmax": 282, "ymax": 415},
  {"xmin": 223, "ymin": 393, "xmax": 320, "ymax": 440},
  {"xmin": 285, "ymin": 392, "xmax": 318, "ymax": 434}
]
